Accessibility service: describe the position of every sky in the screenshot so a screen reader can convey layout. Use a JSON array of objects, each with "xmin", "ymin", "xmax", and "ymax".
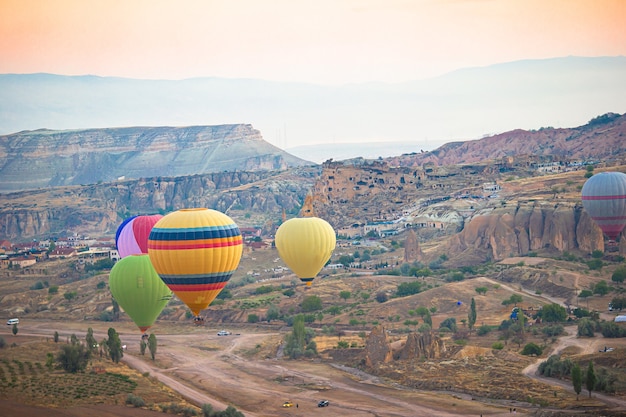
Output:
[{"xmin": 1, "ymin": 0, "xmax": 626, "ymax": 85}]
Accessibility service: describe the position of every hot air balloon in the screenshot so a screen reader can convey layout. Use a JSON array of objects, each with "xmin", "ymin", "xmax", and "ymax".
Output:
[
  {"xmin": 147, "ymin": 208, "xmax": 243, "ymax": 318},
  {"xmin": 275, "ymin": 217, "xmax": 336, "ymax": 286},
  {"xmin": 109, "ymin": 254, "xmax": 172, "ymax": 333},
  {"xmin": 115, "ymin": 215, "xmax": 136, "ymax": 248},
  {"xmin": 581, "ymin": 171, "xmax": 626, "ymax": 246},
  {"xmin": 116, "ymin": 214, "xmax": 163, "ymax": 258}
]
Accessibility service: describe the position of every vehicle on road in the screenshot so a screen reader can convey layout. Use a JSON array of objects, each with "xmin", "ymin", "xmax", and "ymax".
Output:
[
  {"xmin": 6, "ymin": 318, "xmax": 19, "ymax": 325},
  {"xmin": 282, "ymin": 401, "xmax": 294, "ymax": 408},
  {"xmin": 217, "ymin": 330, "xmax": 231, "ymax": 336},
  {"xmin": 318, "ymin": 400, "xmax": 329, "ymax": 407}
]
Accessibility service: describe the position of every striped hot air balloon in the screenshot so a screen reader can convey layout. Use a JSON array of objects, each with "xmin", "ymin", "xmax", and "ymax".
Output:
[
  {"xmin": 147, "ymin": 208, "xmax": 243, "ymax": 317},
  {"xmin": 116, "ymin": 214, "xmax": 163, "ymax": 258},
  {"xmin": 581, "ymin": 171, "xmax": 626, "ymax": 242},
  {"xmin": 275, "ymin": 217, "xmax": 336, "ymax": 286}
]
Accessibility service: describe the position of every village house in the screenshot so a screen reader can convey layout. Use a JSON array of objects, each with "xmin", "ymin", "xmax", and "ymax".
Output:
[
  {"xmin": 78, "ymin": 246, "xmax": 118, "ymax": 264},
  {"xmin": 49, "ymin": 247, "xmax": 78, "ymax": 259},
  {"xmin": 0, "ymin": 255, "xmax": 37, "ymax": 269},
  {"xmin": 0, "ymin": 239, "xmax": 12, "ymax": 252}
]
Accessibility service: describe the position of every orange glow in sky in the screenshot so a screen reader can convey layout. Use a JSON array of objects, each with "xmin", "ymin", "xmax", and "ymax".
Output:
[{"xmin": 1, "ymin": 0, "xmax": 625, "ymax": 84}]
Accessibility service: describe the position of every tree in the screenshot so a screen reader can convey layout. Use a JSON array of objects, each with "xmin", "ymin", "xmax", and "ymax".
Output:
[
  {"xmin": 610, "ymin": 296, "xmax": 626, "ymax": 310},
  {"xmin": 475, "ymin": 286, "xmax": 488, "ymax": 295},
  {"xmin": 521, "ymin": 342, "xmax": 543, "ymax": 356},
  {"xmin": 86, "ymin": 328, "xmax": 97, "ymax": 352},
  {"xmin": 111, "ymin": 298, "xmax": 120, "ymax": 321},
  {"xmin": 612, "ymin": 266, "xmax": 626, "ymax": 284},
  {"xmin": 327, "ymin": 305, "xmax": 341, "ymax": 316},
  {"xmin": 266, "ymin": 304, "xmax": 280, "ymax": 322},
  {"xmin": 423, "ymin": 310, "xmax": 433, "ymax": 327},
  {"xmin": 148, "ymin": 334, "xmax": 157, "ymax": 360},
  {"xmin": 339, "ymin": 291, "xmax": 351, "ymax": 301},
  {"xmin": 57, "ymin": 342, "xmax": 91, "ymax": 373},
  {"xmin": 468, "ymin": 298, "xmax": 477, "ymax": 334},
  {"xmin": 337, "ymin": 254, "xmax": 354, "ymax": 267},
  {"xmin": 577, "ymin": 318, "xmax": 595, "ymax": 337},
  {"xmin": 439, "ymin": 317, "xmax": 457, "ymax": 333},
  {"xmin": 284, "ymin": 314, "xmax": 307, "ymax": 359},
  {"xmin": 541, "ymin": 303, "xmax": 568, "ymax": 322},
  {"xmin": 140, "ymin": 340, "xmax": 147, "ymax": 355},
  {"xmin": 591, "ymin": 250, "xmax": 604, "ymax": 259},
  {"xmin": 106, "ymin": 327, "xmax": 123, "ymax": 363},
  {"xmin": 587, "ymin": 259, "xmax": 603, "ymax": 271},
  {"xmin": 593, "ymin": 281, "xmax": 609, "ymax": 296},
  {"xmin": 586, "ymin": 361, "xmax": 596, "ymax": 398},
  {"xmin": 301, "ymin": 295, "xmax": 323, "ymax": 312},
  {"xmin": 396, "ymin": 281, "xmax": 422, "ymax": 297},
  {"xmin": 502, "ymin": 294, "xmax": 523, "ymax": 306},
  {"xmin": 572, "ymin": 363, "xmax": 582, "ymax": 400},
  {"xmin": 11, "ymin": 323, "xmax": 18, "ymax": 336}
]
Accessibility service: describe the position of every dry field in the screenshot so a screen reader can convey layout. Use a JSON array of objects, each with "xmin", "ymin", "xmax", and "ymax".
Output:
[{"xmin": 2, "ymin": 234, "xmax": 626, "ymax": 416}]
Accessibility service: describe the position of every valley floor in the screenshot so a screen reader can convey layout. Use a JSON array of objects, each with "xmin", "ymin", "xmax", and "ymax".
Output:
[{"xmin": 4, "ymin": 318, "xmax": 626, "ymax": 417}]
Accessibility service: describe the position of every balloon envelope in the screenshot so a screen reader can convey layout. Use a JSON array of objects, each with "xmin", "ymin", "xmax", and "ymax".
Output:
[
  {"xmin": 275, "ymin": 217, "xmax": 336, "ymax": 286},
  {"xmin": 147, "ymin": 208, "xmax": 243, "ymax": 316},
  {"xmin": 581, "ymin": 171, "xmax": 626, "ymax": 241},
  {"xmin": 115, "ymin": 215, "xmax": 137, "ymax": 249},
  {"xmin": 109, "ymin": 254, "xmax": 172, "ymax": 333},
  {"xmin": 116, "ymin": 215, "xmax": 163, "ymax": 258}
]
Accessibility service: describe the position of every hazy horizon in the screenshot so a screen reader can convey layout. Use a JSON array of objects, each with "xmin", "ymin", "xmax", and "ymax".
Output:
[
  {"xmin": 2, "ymin": 1, "xmax": 625, "ymax": 84},
  {"xmin": 2, "ymin": 1, "xmax": 625, "ymax": 153}
]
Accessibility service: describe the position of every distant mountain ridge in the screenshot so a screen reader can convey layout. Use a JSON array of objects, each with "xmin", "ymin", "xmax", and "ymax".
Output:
[
  {"xmin": 385, "ymin": 112, "xmax": 626, "ymax": 167},
  {"xmin": 1, "ymin": 56, "xmax": 625, "ymax": 151},
  {"xmin": 0, "ymin": 124, "xmax": 311, "ymax": 193}
]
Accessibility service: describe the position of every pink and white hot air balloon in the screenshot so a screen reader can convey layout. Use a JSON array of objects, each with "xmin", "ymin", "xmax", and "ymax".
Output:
[{"xmin": 116, "ymin": 214, "xmax": 163, "ymax": 258}]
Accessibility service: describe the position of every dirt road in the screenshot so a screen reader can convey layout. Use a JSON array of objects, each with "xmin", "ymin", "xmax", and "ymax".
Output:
[
  {"xmin": 522, "ymin": 325, "xmax": 626, "ymax": 410},
  {"xmin": 120, "ymin": 330, "xmax": 504, "ymax": 416},
  {"xmin": 15, "ymin": 303, "xmax": 626, "ymax": 417},
  {"xmin": 18, "ymin": 321, "xmax": 514, "ymax": 416}
]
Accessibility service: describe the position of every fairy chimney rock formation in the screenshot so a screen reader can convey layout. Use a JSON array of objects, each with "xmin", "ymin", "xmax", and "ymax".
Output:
[
  {"xmin": 403, "ymin": 229, "xmax": 423, "ymax": 262},
  {"xmin": 398, "ymin": 331, "xmax": 446, "ymax": 360},
  {"xmin": 364, "ymin": 325, "xmax": 393, "ymax": 367}
]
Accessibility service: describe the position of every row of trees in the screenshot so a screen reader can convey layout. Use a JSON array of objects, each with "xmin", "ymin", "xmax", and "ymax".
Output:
[
  {"xmin": 55, "ymin": 327, "xmax": 159, "ymax": 373},
  {"xmin": 539, "ymin": 355, "xmax": 607, "ymax": 399}
]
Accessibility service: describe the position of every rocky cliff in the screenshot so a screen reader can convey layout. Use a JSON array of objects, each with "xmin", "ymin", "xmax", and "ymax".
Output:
[
  {"xmin": 0, "ymin": 168, "xmax": 318, "ymax": 239},
  {"xmin": 445, "ymin": 201, "xmax": 607, "ymax": 264},
  {"xmin": 0, "ymin": 124, "xmax": 312, "ymax": 193},
  {"xmin": 386, "ymin": 113, "xmax": 626, "ymax": 167}
]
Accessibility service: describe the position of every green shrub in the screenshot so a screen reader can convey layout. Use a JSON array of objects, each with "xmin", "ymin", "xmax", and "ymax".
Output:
[
  {"xmin": 491, "ymin": 342, "xmax": 504, "ymax": 350},
  {"xmin": 126, "ymin": 394, "xmax": 145, "ymax": 407},
  {"xmin": 542, "ymin": 325, "xmax": 564, "ymax": 337},
  {"xmin": 476, "ymin": 325, "xmax": 492, "ymax": 336},
  {"xmin": 521, "ymin": 342, "xmax": 543, "ymax": 356},
  {"xmin": 538, "ymin": 355, "xmax": 573, "ymax": 378}
]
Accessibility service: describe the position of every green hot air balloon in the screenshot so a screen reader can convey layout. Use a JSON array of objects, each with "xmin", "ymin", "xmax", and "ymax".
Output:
[{"xmin": 109, "ymin": 254, "xmax": 172, "ymax": 333}]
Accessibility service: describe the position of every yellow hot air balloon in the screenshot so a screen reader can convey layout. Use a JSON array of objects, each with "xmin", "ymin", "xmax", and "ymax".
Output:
[
  {"xmin": 275, "ymin": 217, "xmax": 336, "ymax": 286},
  {"xmin": 147, "ymin": 208, "xmax": 243, "ymax": 317}
]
